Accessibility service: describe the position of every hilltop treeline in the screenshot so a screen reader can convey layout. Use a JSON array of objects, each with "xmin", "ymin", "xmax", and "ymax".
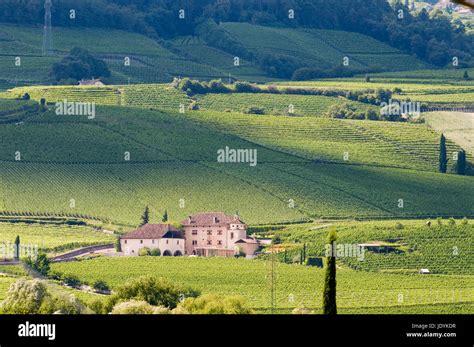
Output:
[{"xmin": 1, "ymin": 0, "xmax": 473, "ymax": 68}]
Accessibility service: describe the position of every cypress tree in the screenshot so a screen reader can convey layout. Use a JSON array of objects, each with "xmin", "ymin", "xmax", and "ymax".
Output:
[
  {"xmin": 14, "ymin": 235, "xmax": 20, "ymax": 260},
  {"xmin": 439, "ymin": 134, "xmax": 448, "ymax": 173},
  {"xmin": 457, "ymin": 150, "xmax": 466, "ymax": 175},
  {"xmin": 323, "ymin": 230, "xmax": 337, "ymax": 315},
  {"xmin": 463, "ymin": 70, "xmax": 470, "ymax": 81},
  {"xmin": 140, "ymin": 206, "xmax": 150, "ymax": 226},
  {"xmin": 162, "ymin": 210, "xmax": 168, "ymax": 223}
]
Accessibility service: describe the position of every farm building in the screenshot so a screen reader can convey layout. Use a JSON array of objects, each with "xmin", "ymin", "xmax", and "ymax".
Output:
[
  {"xmin": 78, "ymin": 78, "xmax": 104, "ymax": 86},
  {"xmin": 119, "ymin": 212, "xmax": 260, "ymax": 258},
  {"xmin": 181, "ymin": 212, "xmax": 259, "ymax": 258},
  {"xmin": 120, "ymin": 224, "xmax": 184, "ymax": 256}
]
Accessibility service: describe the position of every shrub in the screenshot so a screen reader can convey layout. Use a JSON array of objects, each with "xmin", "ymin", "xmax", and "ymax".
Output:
[
  {"xmin": 244, "ymin": 106, "xmax": 265, "ymax": 115},
  {"xmin": 24, "ymin": 253, "xmax": 50, "ymax": 276},
  {"xmin": 325, "ymin": 103, "xmax": 364, "ymax": 120},
  {"xmin": 395, "ymin": 222, "xmax": 404, "ymax": 230},
  {"xmin": 150, "ymin": 248, "xmax": 161, "ymax": 256},
  {"xmin": 175, "ymin": 294, "xmax": 253, "ymax": 314},
  {"xmin": 138, "ymin": 247, "xmax": 151, "ymax": 256},
  {"xmin": 92, "ymin": 280, "xmax": 110, "ymax": 292},
  {"xmin": 436, "ymin": 217, "xmax": 443, "ymax": 226},
  {"xmin": 38, "ymin": 294, "xmax": 85, "ymax": 314},
  {"xmin": 0, "ymin": 279, "xmax": 85, "ymax": 314},
  {"xmin": 61, "ymin": 274, "xmax": 81, "ymax": 287},
  {"xmin": 448, "ymin": 218, "xmax": 456, "ymax": 226},
  {"xmin": 461, "ymin": 217, "xmax": 469, "ymax": 226},
  {"xmin": 0, "ymin": 279, "xmax": 48, "ymax": 314},
  {"xmin": 111, "ymin": 300, "xmax": 158, "ymax": 314},
  {"xmin": 233, "ymin": 81, "xmax": 260, "ymax": 93},
  {"xmin": 206, "ymin": 79, "xmax": 230, "ymax": 93},
  {"xmin": 88, "ymin": 299, "xmax": 106, "ymax": 314},
  {"xmin": 365, "ymin": 109, "xmax": 379, "ymax": 121},
  {"xmin": 105, "ymin": 276, "xmax": 199, "ymax": 312}
]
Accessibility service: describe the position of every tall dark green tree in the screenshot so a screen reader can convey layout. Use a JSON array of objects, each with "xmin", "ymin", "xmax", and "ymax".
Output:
[
  {"xmin": 140, "ymin": 206, "xmax": 150, "ymax": 226},
  {"xmin": 456, "ymin": 150, "xmax": 467, "ymax": 175},
  {"xmin": 439, "ymin": 134, "xmax": 448, "ymax": 173},
  {"xmin": 463, "ymin": 70, "xmax": 470, "ymax": 81},
  {"xmin": 162, "ymin": 210, "xmax": 168, "ymax": 223},
  {"xmin": 323, "ymin": 230, "xmax": 337, "ymax": 315},
  {"xmin": 14, "ymin": 235, "xmax": 20, "ymax": 260}
]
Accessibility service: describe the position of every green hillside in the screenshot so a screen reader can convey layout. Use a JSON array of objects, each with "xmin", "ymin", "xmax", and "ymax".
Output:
[
  {"xmin": 0, "ymin": 22, "xmax": 435, "ymax": 87},
  {"xmin": 424, "ymin": 112, "xmax": 474, "ymax": 155},
  {"xmin": 220, "ymin": 23, "xmax": 430, "ymax": 71},
  {"xmin": 50, "ymin": 256, "xmax": 474, "ymax": 313},
  {"xmin": 0, "ymin": 98, "xmax": 473, "ymax": 226},
  {"xmin": 268, "ymin": 220, "xmax": 474, "ymax": 275}
]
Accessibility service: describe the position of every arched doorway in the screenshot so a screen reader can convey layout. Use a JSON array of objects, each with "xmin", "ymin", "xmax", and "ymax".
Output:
[
  {"xmin": 173, "ymin": 250, "xmax": 182, "ymax": 256},
  {"xmin": 163, "ymin": 250, "xmax": 172, "ymax": 256}
]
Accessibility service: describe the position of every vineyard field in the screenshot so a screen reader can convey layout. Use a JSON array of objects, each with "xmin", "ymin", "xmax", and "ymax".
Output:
[
  {"xmin": 0, "ymin": 222, "xmax": 115, "ymax": 253},
  {"xmin": 50, "ymin": 256, "xmax": 474, "ymax": 313},
  {"xmin": 424, "ymin": 112, "xmax": 474, "ymax": 155},
  {"xmin": 196, "ymin": 93, "xmax": 376, "ymax": 116},
  {"xmin": 266, "ymin": 220, "xmax": 474, "ymax": 275},
  {"xmin": 0, "ymin": 100, "xmax": 472, "ymax": 225}
]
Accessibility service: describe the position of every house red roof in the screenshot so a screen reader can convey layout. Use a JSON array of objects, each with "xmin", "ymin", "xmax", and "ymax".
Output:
[
  {"xmin": 181, "ymin": 212, "xmax": 244, "ymax": 226},
  {"xmin": 121, "ymin": 224, "xmax": 183, "ymax": 239}
]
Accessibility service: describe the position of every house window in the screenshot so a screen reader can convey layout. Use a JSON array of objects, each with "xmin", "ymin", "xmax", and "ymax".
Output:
[
  {"xmin": 124, "ymin": 240, "xmax": 127, "ymax": 244},
  {"xmin": 231, "ymin": 232, "xmax": 234, "ymax": 239},
  {"xmin": 166, "ymin": 240, "xmax": 169, "ymax": 244},
  {"xmin": 192, "ymin": 230, "xmax": 198, "ymax": 235},
  {"xmin": 177, "ymin": 240, "xmax": 179, "ymax": 245},
  {"xmin": 207, "ymin": 230, "xmax": 212, "ymax": 235},
  {"xmin": 218, "ymin": 240, "xmax": 222, "ymax": 246},
  {"xmin": 217, "ymin": 230, "xmax": 222, "ymax": 236},
  {"xmin": 207, "ymin": 240, "xmax": 212, "ymax": 245},
  {"xmin": 140, "ymin": 240, "xmax": 143, "ymax": 244},
  {"xmin": 152, "ymin": 240, "xmax": 155, "ymax": 244},
  {"xmin": 192, "ymin": 240, "xmax": 197, "ymax": 245}
]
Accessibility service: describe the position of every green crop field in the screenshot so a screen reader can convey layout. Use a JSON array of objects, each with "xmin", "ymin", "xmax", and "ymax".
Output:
[
  {"xmin": 220, "ymin": 23, "xmax": 430, "ymax": 72},
  {"xmin": 195, "ymin": 93, "xmax": 376, "ymax": 116},
  {"xmin": 0, "ymin": 22, "xmax": 441, "ymax": 86},
  {"xmin": 50, "ymin": 256, "xmax": 474, "ymax": 313},
  {"xmin": 424, "ymin": 112, "xmax": 474, "ymax": 155},
  {"xmin": 0, "ymin": 222, "xmax": 115, "ymax": 253},
  {"xmin": 265, "ymin": 220, "xmax": 474, "ymax": 275},
  {"xmin": 181, "ymin": 110, "xmax": 468, "ymax": 171},
  {"xmin": 0, "ymin": 98, "xmax": 472, "ymax": 226}
]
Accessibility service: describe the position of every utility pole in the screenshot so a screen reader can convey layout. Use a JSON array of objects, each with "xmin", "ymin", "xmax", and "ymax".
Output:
[
  {"xmin": 42, "ymin": 0, "xmax": 53, "ymax": 56},
  {"xmin": 270, "ymin": 243, "xmax": 277, "ymax": 313}
]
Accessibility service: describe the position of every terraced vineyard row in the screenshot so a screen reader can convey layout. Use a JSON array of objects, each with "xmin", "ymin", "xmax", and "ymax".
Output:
[
  {"xmin": 50, "ymin": 256, "xmax": 474, "ymax": 313},
  {"xmin": 0, "ymin": 222, "xmax": 115, "ymax": 253},
  {"xmin": 196, "ymin": 93, "xmax": 376, "ymax": 116},
  {"xmin": 220, "ymin": 23, "xmax": 430, "ymax": 71},
  {"xmin": 182, "ymin": 111, "xmax": 465, "ymax": 172},
  {"xmin": 270, "ymin": 220, "xmax": 474, "ymax": 275}
]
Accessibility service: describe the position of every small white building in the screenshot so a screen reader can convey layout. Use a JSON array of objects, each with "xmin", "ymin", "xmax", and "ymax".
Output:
[
  {"xmin": 120, "ymin": 224, "xmax": 185, "ymax": 256},
  {"xmin": 78, "ymin": 78, "xmax": 104, "ymax": 86}
]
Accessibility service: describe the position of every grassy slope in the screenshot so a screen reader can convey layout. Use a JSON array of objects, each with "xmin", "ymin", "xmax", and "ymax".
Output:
[
  {"xmin": 0, "ymin": 222, "xmax": 115, "ymax": 252},
  {"xmin": 0, "ymin": 22, "xmax": 435, "ymax": 85},
  {"xmin": 266, "ymin": 220, "xmax": 474, "ymax": 275},
  {"xmin": 50, "ymin": 256, "xmax": 474, "ymax": 313},
  {"xmin": 0, "ymin": 99, "xmax": 473, "ymax": 225},
  {"xmin": 220, "ymin": 23, "xmax": 430, "ymax": 71},
  {"xmin": 424, "ymin": 112, "xmax": 474, "ymax": 155}
]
